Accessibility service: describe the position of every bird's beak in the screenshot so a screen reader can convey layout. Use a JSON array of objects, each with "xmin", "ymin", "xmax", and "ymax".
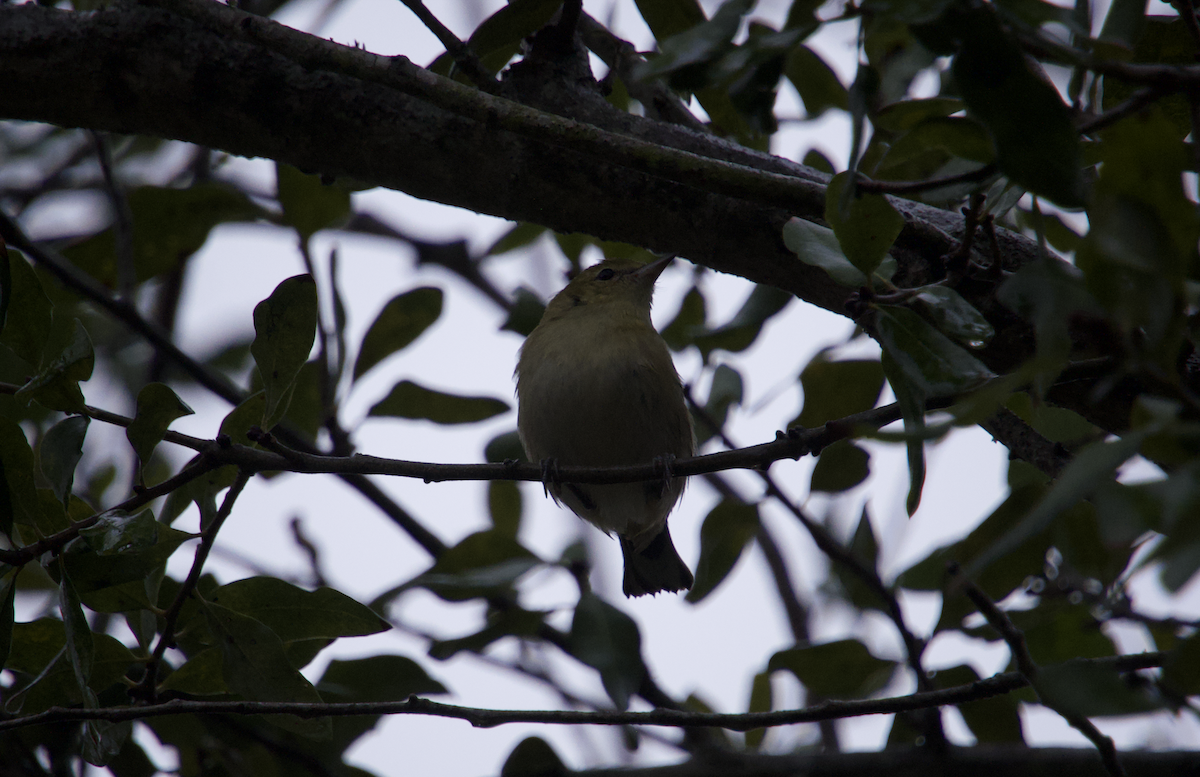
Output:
[{"xmin": 634, "ymin": 254, "xmax": 676, "ymax": 283}]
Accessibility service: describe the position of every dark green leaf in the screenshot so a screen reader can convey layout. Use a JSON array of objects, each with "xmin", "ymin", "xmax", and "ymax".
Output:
[
  {"xmin": 5, "ymin": 619, "xmax": 137, "ymax": 714},
  {"xmin": 126, "ymin": 383, "xmax": 193, "ymax": 479},
  {"xmin": 40, "ymin": 415, "xmax": 89, "ymax": 506},
  {"xmin": 693, "ymin": 363, "xmax": 743, "ymax": 445},
  {"xmin": 802, "ymin": 149, "xmax": 836, "ymax": 174},
  {"xmin": 276, "ymin": 163, "xmax": 351, "ymax": 240},
  {"xmin": 15, "ymin": 319, "xmax": 94, "ymax": 412},
  {"xmin": 433, "ymin": 0, "xmax": 563, "ymax": 76},
  {"xmin": 368, "ymin": 380, "xmax": 510, "ymax": 424},
  {"xmin": 486, "ymin": 223, "xmax": 546, "ymax": 256},
  {"xmin": 199, "ymin": 598, "xmax": 331, "ymax": 738},
  {"xmin": 429, "ymin": 607, "xmax": 546, "ymax": 660},
  {"xmin": 569, "ymin": 592, "xmax": 645, "ymax": 710},
  {"xmin": 686, "ymin": 499, "xmax": 759, "ymax": 603},
  {"xmin": 828, "ymin": 506, "xmax": 884, "ymax": 611},
  {"xmin": 157, "ymin": 647, "xmax": 227, "ymax": 695},
  {"xmin": 693, "ymin": 284, "xmax": 792, "ymax": 359},
  {"xmin": 785, "ymin": 45, "xmax": 848, "ymax": 117},
  {"xmin": 0, "ymin": 249, "xmax": 52, "ymax": 367},
  {"xmin": 874, "ymin": 305, "xmax": 994, "ymax": 397},
  {"xmin": 810, "ymin": 440, "xmax": 870, "ymax": 492},
  {"xmin": 281, "ymin": 359, "xmax": 325, "ymax": 443},
  {"xmin": 1102, "ymin": 19, "xmax": 1194, "ymax": 137},
  {"xmin": 0, "ymin": 417, "xmax": 41, "ymax": 532},
  {"xmin": 911, "ymin": 285, "xmax": 994, "ymax": 347},
  {"xmin": 1162, "ymin": 630, "xmax": 1200, "ymax": 695},
  {"xmin": 934, "ymin": 664, "xmax": 1024, "ymax": 743},
  {"xmin": 637, "ymin": 0, "xmax": 750, "ymax": 84},
  {"xmin": 412, "ymin": 530, "xmax": 541, "ymax": 602},
  {"xmin": 661, "ymin": 286, "xmax": 707, "ymax": 351},
  {"xmin": 353, "ymin": 287, "xmax": 443, "ymax": 380},
  {"xmin": 485, "ymin": 429, "xmax": 527, "ymax": 463},
  {"xmin": 501, "ymin": 287, "xmax": 546, "ymax": 337},
  {"xmin": 64, "ymin": 512, "xmax": 193, "ymax": 611},
  {"xmin": 1097, "ymin": 0, "xmax": 1147, "ymax": 51},
  {"xmin": 251, "ymin": 275, "xmax": 318, "ymax": 429},
  {"xmin": 0, "ymin": 571, "xmax": 16, "ymax": 673},
  {"xmin": 57, "ymin": 559, "xmax": 94, "ymax": 703},
  {"xmin": 501, "ymin": 737, "xmax": 567, "ymax": 777},
  {"xmin": 873, "ymin": 97, "xmax": 965, "ymax": 133},
  {"xmin": 489, "ymin": 480, "xmax": 522, "ymax": 538},
  {"xmin": 769, "ymin": 639, "xmax": 897, "ymax": 698},
  {"xmin": 208, "ymin": 577, "xmax": 390, "ymax": 645},
  {"xmin": 793, "ymin": 355, "xmax": 885, "ymax": 428},
  {"xmin": 318, "ymin": 654, "xmax": 447, "ymax": 753},
  {"xmin": 826, "ymin": 172, "xmax": 905, "ymax": 277},
  {"xmin": 881, "ymin": 351, "xmax": 927, "ymax": 516},
  {"xmin": 951, "ymin": 7, "xmax": 1084, "ymax": 206},
  {"xmin": 63, "ymin": 184, "xmax": 261, "ymax": 286},
  {"xmin": 967, "ymin": 431, "xmax": 1147, "ymax": 578},
  {"xmin": 635, "ymin": 0, "xmax": 706, "ymax": 40},
  {"xmin": 782, "ymin": 217, "xmax": 868, "ymax": 287},
  {"xmin": 744, "ymin": 671, "xmax": 772, "ymax": 749},
  {"xmin": 1037, "ymin": 660, "xmax": 1162, "ymax": 718}
]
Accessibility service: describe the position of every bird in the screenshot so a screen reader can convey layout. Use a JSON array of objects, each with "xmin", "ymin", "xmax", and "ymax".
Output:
[{"xmin": 515, "ymin": 254, "xmax": 695, "ymax": 597}]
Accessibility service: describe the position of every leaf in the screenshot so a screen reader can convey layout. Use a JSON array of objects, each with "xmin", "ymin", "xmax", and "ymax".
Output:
[
  {"xmin": 15, "ymin": 319, "xmax": 94, "ymax": 412},
  {"xmin": 769, "ymin": 639, "xmax": 897, "ymax": 698},
  {"xmin": 1103, "ymin": 18, "xmax": 1194, "ymax": 137},
  {"xmin": 207, "ymin": 577, "xmax": 390, "ymax": 644},
  {"xmin": 636, "ymin": 0, "xmax": 750, "ymax": 85},
  {"xmin": 635, "ymin": 0, "xmax": 706, "ymax": 40},
  {"xmin": 744, "ymin": 671, "xmax": 773, "ymax": 749},
  {"xmin": 40, "ymin": 415, "xmax": 89, "ymax": 506},
  {"xmin": 686, "ymin": 499, "xmax": 760, "ymax": 603},
  {"xmin": 411, "ymin": 530, "xmax": 541, "ymax": 602},
  {"xmin": 368, "ymin": 380, "xmax": 509, "ymax": 424},
  {"xmin": 793, "ymin": 355, "xmax": 885, "ymax": 428},
  {"xmin": 485, "ymin": 429, "xmax": 527, "ymax": 464},
  {"xmin": 0, "ymin": 249, "xmax": 52, "ymax": 367},
  {"xmin": 126, "ymin": 383, "xmax": 194, "ymax": 480},
  {"xmin": 882, "ymin": 350, "xmax": 927, "ymax": 515},
  {"xmin": 785, "ymin": 45, "xmax": 848, "ymax": 117},
  {"xmin": 693, "ymin": 363, "xmax": 743, "ymax": 446},
  {"xmin": 1036, "ymin": 660, "xmax": 1162, "ymax": 718},
  {"xmin": 431, "ymin": 0, "xmax": 563, "ymax": 76},
  {"xmin": 569, "ymin": 592, "xmax": 645, "ymax": 710},
  {"xmin": 57, "ymin": 559, "xmax": 94, "ymax": 711},
  {"xmin": 65, "ymin": 511, "xmax": 194, "ymax": 611},
  {"xmin": 500, "ymin": 287, "xmax": 546, "ymax": 337},
  {"xmin": 485, "ymin": 223, "xmax": 546, "ymax": 257},
  {"xmin": 873, "ymin": 97, "xmax": 965, "ymax": 133},
  {"xmin": 874, "ymin": 305, "xmax": 994, "ymax": 397},
  {"xmin": 933, "ymin": 664, "xmax": 1024, "ymax": 743},
  {"xmin": 810, "ymin": 440, "xmax": 870, "ymax": 492},
  {"xmin": 0, "ymin": 417, "xmax": 41, "ymax": 533},
  {"xmin": 353, "ymin": 287, "xmax": 443, "ymax": 380},
  {"xmin": 911, "ymin": 285, "xmax": 994, "ymax": 347},
  {"xmin": 661, "ymin": 286, "xmax": 707, "ymax": 351},
  {"xmin": 951, "ymin": 7, "xmax": 1084, "ymax": 206},
  {"xmin": 429, "ymin": 607, "xmax": 547, "ymax": 660},
  {"xmin": 489, "ymin": 480, "xmax": 522, "ymax": 538},
  {"xmin": 501, "ymin": 737, "xmax": 567, "ymax": 777},
  {"xmin": 5, "ymin": 619, "xmax": 137, "ymax": 714},
  {"xmin": 826, "ymin": 172, "xmax": 905, "ymax": 277},
  {"xmin": 692, "ymin": 283, "xmax": 793, "ymax": 359},
  {"xmin": 63, "ymin": 184, "xmax": 261, "ymax": 286},
  {"xmin": 251, "ymin": 274, "xmax": 318, "ymax": 429},
  {"xmin": 783, "ymin": 217, "xmax": 868, "ymax": 287},
  {"xmin": 318, "ymin": 654, "xmax": 447, "ymax": 752},
  {"xmin": 967, "ymin": 431, "xmax": 1147, "ymax": 577},
  {"xmin": 829, "ymin": 506, "xmax": 884, "ymax": 611},
  {"xmin": 0, "ymin": 571, "xmax": 16, "ymax": 676},
  {"xmin": 276, "ymin": 163, "xmax": 351, "ymax": 240},
  {"xmin": 1162, "ymin": 630, "xmax": 1200, "ymax": 695},
  {"xmin": 198, "ymin": 598, "xmax": 331, "ymax": 739}
]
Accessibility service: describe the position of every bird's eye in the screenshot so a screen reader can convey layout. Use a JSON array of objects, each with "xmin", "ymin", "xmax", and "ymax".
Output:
[{"xmin": 596, "ymin": 268, "xmax": 616, "ymax": 281}]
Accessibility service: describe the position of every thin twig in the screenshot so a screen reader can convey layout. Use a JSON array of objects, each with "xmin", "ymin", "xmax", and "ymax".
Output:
[
  {"xmin": 950, "ymin": 563, "xmax": 1127, "ymax": 777},
  {"xmin": 136, "ymin": 470, "xmax": 252, "ymax": 703},
  {"xmin": 855, "ymin": 164, "xmax": 998, "ymax": 197},
  {"xmin": 391, "ymin": 0, "xmax": 497, "ymax": 90},
  {"xmin": 89, "ymin": 131, "xmax": 136, "ymax": 300}
]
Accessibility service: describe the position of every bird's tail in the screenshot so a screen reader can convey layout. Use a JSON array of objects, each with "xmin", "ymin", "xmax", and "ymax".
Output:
[{"xmin": 620, "ymin": 525, "xmax": 693, "ymax": 597}]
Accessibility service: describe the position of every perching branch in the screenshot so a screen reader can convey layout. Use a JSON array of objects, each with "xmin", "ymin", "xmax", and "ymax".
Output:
[{"xmin": 0, "ymin": 651, "xmax": 1164, "ymax": 734}]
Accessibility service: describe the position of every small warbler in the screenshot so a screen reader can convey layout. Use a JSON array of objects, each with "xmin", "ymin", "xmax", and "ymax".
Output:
[{"xmin": 516, "ymin": 255, "xmax": 695, "ymax": 597}]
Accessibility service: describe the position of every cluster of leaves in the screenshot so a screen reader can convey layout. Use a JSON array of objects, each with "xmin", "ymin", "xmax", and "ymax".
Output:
[{"xmin": 3, "ymin": 0, "xmax": 1200, "ymax": 774}]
